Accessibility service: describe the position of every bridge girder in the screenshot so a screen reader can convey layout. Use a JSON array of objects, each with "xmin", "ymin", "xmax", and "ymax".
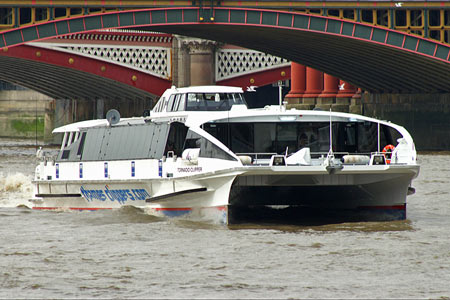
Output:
[
  {"xmin": 0, "ymin": 55, "xmax": 157, "ymax": 100},
  {"xmin": 1, "ymin": 7, "xmax": 449, "ymax": 95},
  {"xmin": 0, "ymin": 42, "xmax": 171, "ymax": 101}
]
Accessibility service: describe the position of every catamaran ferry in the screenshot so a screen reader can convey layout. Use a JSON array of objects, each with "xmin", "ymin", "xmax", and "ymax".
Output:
[{"xmin": 31, "ymin": 85, "xmax": 419, "ymax": 224}]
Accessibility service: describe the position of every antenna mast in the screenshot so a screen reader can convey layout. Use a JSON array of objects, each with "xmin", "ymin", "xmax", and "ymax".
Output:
[
  {"xmin": 277, "ymin": 80, "xmax": 284, "ymax": 110},
  {"xmin": 329, "ymin": 108, "xmax": 333, "ymax": 156},
  {"xmin": 377, "ymin": 122, "xmax": 380, "ymax": 153}
]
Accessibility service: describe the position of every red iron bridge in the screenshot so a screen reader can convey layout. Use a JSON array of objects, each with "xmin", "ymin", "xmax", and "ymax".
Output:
[{"xmin": 1, "ymin": 1, "xmax": 450, "ymax": 150}]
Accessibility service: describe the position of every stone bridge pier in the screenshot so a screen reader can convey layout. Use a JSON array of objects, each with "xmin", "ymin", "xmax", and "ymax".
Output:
[{"xmin": 172, "ymin": 36, "xmax": 217, "ymax": 87}]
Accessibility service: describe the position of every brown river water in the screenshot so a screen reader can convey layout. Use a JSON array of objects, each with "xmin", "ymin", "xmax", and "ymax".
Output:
[{"xmin": 0, "ymin": 138, "xmax": 449, "ymax": 299}]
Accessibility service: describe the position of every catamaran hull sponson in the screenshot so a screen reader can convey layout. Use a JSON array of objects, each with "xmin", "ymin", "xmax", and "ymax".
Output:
[
  {"xmin": 228, "ymin": 165, "xmax": 418, "ymax": 223},
  {"xmin": 31, "ymin": 171, "xmax": 240, "ymax": 223}
]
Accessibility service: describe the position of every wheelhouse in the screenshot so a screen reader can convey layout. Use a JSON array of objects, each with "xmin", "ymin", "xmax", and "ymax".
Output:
[{"xmin": 152, "ymin": 86, "xmax": 248, "ymax": 113}]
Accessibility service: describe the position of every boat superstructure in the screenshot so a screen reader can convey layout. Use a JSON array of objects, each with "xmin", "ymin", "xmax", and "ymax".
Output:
[{"xmin": 31, "ymin": 85, "xmax": 419, "ymax": 224}]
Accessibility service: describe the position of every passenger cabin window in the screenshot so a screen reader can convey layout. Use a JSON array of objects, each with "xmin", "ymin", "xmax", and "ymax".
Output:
[
  {"xmin": 203, "ymin": 121, "xmax": 404, "ymax": 157},
  {"xmin": 77, "ymin": 132, "xmax": 87, "ymax": 156},
  {"xmin": 57, "ymin": 123, "xmax": 171, "ymax": 162},
  {"xmin": 61, "ymin": 150, "xmax": 70, "ymax": 159},
  {"xmin": 58, "ymin": 131, "xmax": 82, "ymax": 160},
  {"xmin": 183, "ymin": 130, "xmax": 237, "ymax": 161},
  {"xmin": 164, "ymin": 122, "xmax": 188, "ymax": 156}
]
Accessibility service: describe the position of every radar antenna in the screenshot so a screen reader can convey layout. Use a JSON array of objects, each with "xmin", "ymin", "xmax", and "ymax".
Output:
[{"xmin": 106, "ymin": 109, "xmax": 120, "ymax": 126}]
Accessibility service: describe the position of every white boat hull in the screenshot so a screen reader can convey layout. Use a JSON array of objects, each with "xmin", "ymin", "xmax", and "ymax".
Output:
[{"xmin": 31, "ymin": 164, "xmax": 419, "ymax": 224}]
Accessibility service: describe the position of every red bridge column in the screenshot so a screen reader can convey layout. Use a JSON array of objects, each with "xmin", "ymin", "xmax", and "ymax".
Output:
[
  {"xmin": 320, "ymin": 73, "xmax": 339, "ymax": 97},
  {"xmin": 303, "ymin": 67, "xmax": 323, "ymax": 97},
  {"xmin": 302, "ymin": 67, "xmax": 323, "ymax": 107},
  {"xmin": 285, "ymin": 62, "xmax": 306, "ymax": 105},
  {"xmin": 317, "ymin": 73, "xmax": 339, "ymax": 110}
]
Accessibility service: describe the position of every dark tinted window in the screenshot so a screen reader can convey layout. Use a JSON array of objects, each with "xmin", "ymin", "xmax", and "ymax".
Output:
[
  {"xmin": 204, "ymin": 122, "xmax": 331, "ymax": 155},
  {"xmin": 230, "ymin": 123, "xmax": 254, "ymax": 153},
  {"xmin": 61, "ymin": 150, "xmax": 70, "ymax": 159},
  {"xmin": 357, "ymin": 122, "xmax": 402, "ymax": 153},
  {"xmin": 204, "ymin": 121, "xmax": 403, "ymax": 156},
  {"xmin": 165, "ymin": 122, "xmax": 188, "ymax": 156},
  {"xmin": 59, "ymin": 123, "xmax": 170, "ymax": 162},
  {"xmin": 77, "ymin": 132, "xmax": 87, "ymax": 156}
]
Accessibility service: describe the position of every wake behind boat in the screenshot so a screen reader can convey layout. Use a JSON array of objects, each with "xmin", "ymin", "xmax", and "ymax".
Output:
[{"xmin": 30, "ymin": 85, "xmax": 419, "ymax": 224}]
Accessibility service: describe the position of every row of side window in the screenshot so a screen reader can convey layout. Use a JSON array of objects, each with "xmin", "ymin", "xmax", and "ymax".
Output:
[{"xmin": 153, "ymin": 93, "xmax": 187, "ymax": 113}]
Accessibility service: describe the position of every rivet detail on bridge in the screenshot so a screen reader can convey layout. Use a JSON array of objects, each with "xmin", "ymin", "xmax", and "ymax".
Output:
[
  {"xmin": 68, "ymin": 58, "xmax": 74, "ymax": 64},
  {"xmin": 132, "ymin": 75, "xmax": 137, "ymax": 82},
  {"xmin": 101, "ymin": 66, "xmax": 106, "ymax": 72},
  {"xmin": 250, "ymin": 78, "xmax": 255, "ymax": 84},
  {"xmin": 36, "ymin": 51, "xmax": 41, "ymax": 57},
  {"xmin": 281, "ymin": 71, "xmax": 286, "ymax": 77}
]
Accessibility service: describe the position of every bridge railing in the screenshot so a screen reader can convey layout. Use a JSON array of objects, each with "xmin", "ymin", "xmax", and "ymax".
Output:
[{"xmin": 2, "ymin": 4, "xmax": 450, "ymax": 44}]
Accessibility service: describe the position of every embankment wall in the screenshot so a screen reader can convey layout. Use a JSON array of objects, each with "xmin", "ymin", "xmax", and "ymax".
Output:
[{"xmin": 0, "ymin": 90, "xmax": 51, "ymax": 140}]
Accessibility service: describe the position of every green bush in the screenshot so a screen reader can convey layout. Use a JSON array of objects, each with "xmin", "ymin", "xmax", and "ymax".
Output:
[{"xmin": 11, "ymin": 118, "xmax": 44, "ymax": 135}]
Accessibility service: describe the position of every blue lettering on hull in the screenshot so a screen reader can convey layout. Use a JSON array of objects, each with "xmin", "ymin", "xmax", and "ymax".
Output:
[{"xmin": 80, "ymin": 186, "xmax": 150, "ymax": 204}]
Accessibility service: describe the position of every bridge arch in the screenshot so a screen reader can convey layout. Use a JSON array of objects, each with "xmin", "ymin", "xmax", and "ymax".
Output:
[
  {"xmin": 0, "ymin": 43, "xmax": 171, "ymax": 100},
  {"xmin": 2, "ymin": 7, "xmax": 450, "ymax": 93}
]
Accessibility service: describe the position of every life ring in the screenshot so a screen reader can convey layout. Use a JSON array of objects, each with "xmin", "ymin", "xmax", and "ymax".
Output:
[{"xmin": 382, "ymin": 144, "xmax": 396, "ymax": 164}]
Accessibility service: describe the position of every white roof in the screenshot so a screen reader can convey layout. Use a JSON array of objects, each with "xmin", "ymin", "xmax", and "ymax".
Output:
[
  {"xmin": 52, "ymin": 117, "xmax": 145, "ymax": 133},
  {"xmin": 162, "ymin": 85, "xmax": 243, "ymax": 95}
]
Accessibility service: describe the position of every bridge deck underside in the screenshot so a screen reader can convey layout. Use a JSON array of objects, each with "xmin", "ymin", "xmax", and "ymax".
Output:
[
  {"xmin": 0, "ymin": 56, "xmax": 155, "ymax": 100},
  {"xmin": 154, "ymin": 24, "xmax": 449, "ymax": 93}
]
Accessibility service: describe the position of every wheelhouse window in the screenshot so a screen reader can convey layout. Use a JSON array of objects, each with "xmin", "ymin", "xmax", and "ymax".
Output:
[
  {"xmin": 186, "ymin": 93, "xmax": 246, "ymax": 111},
  {"xmin": 168, "ymin": 94, "xmax": 186, "ymax": 112},
  {"xmin": 153, "ymin": 97, "xmax": 165, "ymax": 112},
  {"xmin": 166, "ymin": 95, "xmax": 176, "ymax": 112},
  {"xmin": 176, "ymin": 94, "xmax": 186, "ymax": 111}
]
